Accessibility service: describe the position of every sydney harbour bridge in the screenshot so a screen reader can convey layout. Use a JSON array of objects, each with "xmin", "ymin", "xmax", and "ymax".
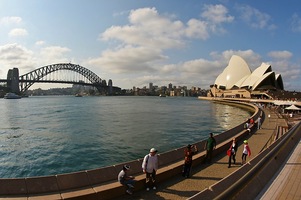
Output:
[{"xmin": 0, "ymin": 63, "xmax": 121, "ymax": 95}]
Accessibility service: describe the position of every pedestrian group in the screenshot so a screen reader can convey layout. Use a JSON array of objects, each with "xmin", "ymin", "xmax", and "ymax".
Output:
[{"xmin": 118, "ymin": 130, "xmax": 253, "ymax": 195}]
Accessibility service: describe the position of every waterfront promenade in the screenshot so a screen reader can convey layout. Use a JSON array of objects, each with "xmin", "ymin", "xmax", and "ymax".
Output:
[
  {"xmin": 115, "ymin": 107, "xmax": 292, "ymax": 200},
  {"xmin": 1, "ymin": 100, "xmax": 299, "ymax": 199},
  {"xmin": 0, "ymin": 98, "xmax": 257, "ymax": 200}
]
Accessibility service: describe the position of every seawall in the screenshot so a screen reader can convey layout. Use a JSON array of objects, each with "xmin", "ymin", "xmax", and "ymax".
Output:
[{"xmin": 0, "ymin": 100, "xmax": 260, "ymax": 200}]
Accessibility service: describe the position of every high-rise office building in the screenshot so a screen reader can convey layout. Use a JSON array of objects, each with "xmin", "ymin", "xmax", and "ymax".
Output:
[{"xmin": 149, "ymin": 82, "xmax": 153, "ymax": 90}]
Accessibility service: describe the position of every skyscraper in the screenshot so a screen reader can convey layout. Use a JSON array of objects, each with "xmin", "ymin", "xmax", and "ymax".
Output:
[{"xmin": 149, "ymin": 82, "xmax": 153, "ymax": 90}]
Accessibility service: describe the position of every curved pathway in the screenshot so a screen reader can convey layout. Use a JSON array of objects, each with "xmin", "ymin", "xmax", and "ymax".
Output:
[
  {"xmin": 115, "ymin": 108, "xmax": 281, "ymax": 200},
  {"xmin": 256, "ymin": 135, "xmax": 301, "ymax": 200}
]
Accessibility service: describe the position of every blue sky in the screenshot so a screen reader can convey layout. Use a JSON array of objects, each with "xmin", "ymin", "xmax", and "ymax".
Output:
[{"xmin": 0, "ymin": 0, "xmax": 301, "ymax": 91}]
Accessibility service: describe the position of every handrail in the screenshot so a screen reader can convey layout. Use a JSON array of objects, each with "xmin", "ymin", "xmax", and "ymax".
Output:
[{"xmin": 259, "ymin": 124, "xmax": 278, "ymax": 153}]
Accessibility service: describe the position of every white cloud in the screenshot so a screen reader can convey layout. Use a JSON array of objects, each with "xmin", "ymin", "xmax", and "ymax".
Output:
[
  {"xmin": 9, "ymin": 28, "xmax": 28, "ymax": 37},
  {"xmin": 101, "ymin": 7, "xmax": 186, "ymax": 49},
  {"xmin": 96, "ymin": 5, "xmax": 236, "ymax": 81},
  {"xmin": 161, "ymin": 64, "xmax": 177, "ymax": 74},
  {"xmin": 100, "ymin": 6, "xmax": 233, "ymax": 51},
  {"xmin": 210, "ymin": 49, "xmax": 262, "ymax": 69},
  {"xmin": 269, "ymin": 60, "xmax": 300, "ymax": 85},
  {"xmin": 181, "ymin": 59, "xmax": 221, "ymax": 74},
  {"xmin": 186, "ymin": 19, "xmax": 209, "ymax": 40},
  {"xmin": 268, "ymin": 51, "xmax": 293, "ymax": 60},
  {"xmin": 266, "ymin": 51, "xmax": 300, "ymax": 87},
  {"xmin": 202, "ymin": 4, "xmax": 234, "ymax": 24},
  {"xmin": 0, "ymin": 16, "xmax": 22, "ymax": 25},
  {"xmin": 87, "ymin": 45, "xmax": 166, "ymax": 74},
  {"xmin": 291, "ymin": 13, "xmax": 301, "ymax": 33},
  {"xmin": 148, "ymin": 49, "xmax": 262, "ymax": 90},
  {"xmin": 87, "ymin": 6, "xmax": 253, "ymax": 89},
  {"xmin": 35, "ymin": 40, "xmax": 46, "ymax": 46},
  {"xmin": 236, "ymin": 5, "xmax": 276, "ymax": 30},
  {"xmin": 0, "ymin": 43, "xmax": 73, "ymax": 79},
  {"xmin": 196, "ymin": 49, "xmax": 261, "ymax": 87},
  {"xmin": 128, "ymin": 7, "xmax": 185, "ymax": 39},
  {"xmin": 0, "ymin": 43, "xmax": 35, "ymax": 76},
  {"xmin": 0, "ymin": 43, "xmax": 33, "ymax": 65},
  {"xmin": 39, "ymin": 46, "xmax": 71, "ymax": 64}
]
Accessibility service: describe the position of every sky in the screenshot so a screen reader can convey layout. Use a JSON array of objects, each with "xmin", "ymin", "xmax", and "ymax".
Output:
[{"xmin": 0, "ymin": 0, "xmax": 301, "ymax": 91}]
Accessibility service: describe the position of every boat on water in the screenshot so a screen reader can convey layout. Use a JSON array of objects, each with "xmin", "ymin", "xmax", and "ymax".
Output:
[
  {"xmin": 159, "ymin": 94, "xmax": 166, "ymax": 97},
  {"xmin": 75, "ymin": 93, "xmax": 83, "ymax": 97},
  {"xmin": 4, "ymin": 93, "xmax": 22, "ymax": 99}
]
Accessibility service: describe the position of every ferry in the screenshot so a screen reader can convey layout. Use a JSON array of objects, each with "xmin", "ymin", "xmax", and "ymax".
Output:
[{"xmin": 4, "ymin": 93, "xmax": 22, "ymax": 99}]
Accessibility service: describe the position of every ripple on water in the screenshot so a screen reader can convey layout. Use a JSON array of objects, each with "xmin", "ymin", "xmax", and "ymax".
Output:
[{"xmin": 0, "ymin": 96, "xmax": 251, "ymax": 177}]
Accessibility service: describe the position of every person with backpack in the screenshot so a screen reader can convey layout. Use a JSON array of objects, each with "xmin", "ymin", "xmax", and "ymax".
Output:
[{"xmin": 142, "ymin": 148, "xmax": 158, "ymax": 191}]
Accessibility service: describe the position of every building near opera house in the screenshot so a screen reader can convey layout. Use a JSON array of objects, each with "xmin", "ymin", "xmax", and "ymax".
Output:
[{"xmin": 209, "ymin": 55, "xmax": 284, "ymax": 99}]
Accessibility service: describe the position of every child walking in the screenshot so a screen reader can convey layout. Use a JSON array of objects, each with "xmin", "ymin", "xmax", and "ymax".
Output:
[{"xmin": 241, "ymin": 140, "xmax": 251, "ymax": 165}]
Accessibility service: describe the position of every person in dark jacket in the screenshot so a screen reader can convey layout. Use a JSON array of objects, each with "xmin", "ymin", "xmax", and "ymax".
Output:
[{"xmin": 228, "ymin": 138, "xmax": 238, "ymax": 168}]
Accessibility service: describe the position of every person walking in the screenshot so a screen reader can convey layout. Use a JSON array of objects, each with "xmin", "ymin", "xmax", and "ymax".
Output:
[
  {"xmin": 257, "ymin": 116, "xmax": 262, "ymax": 129},
  {"xmin": 142, "ymin": 148, "xmax": 158, "ymax": 191},
  {"xmin": 204, "ymin": 132, "xmax": 216, "ymax": 164},
  {"xmin": 241, "ymin": 140, "xmax": 251, "ymax": 165},
  {"xmin": 228, "ymin": 138, "xmax": 238, "ymax": 168},
  {"xmin": 117, "ymin": 165, "xmax": 136, "ymax": 195},
  {"xmin": 182, "ymin": 144, "xmax": 198, "ymax": 178}
]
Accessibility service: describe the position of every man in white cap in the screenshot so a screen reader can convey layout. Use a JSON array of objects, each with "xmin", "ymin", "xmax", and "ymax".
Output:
[{"xmin": 142, "ymin": 147, "xmax": 158, "ymax": 191}]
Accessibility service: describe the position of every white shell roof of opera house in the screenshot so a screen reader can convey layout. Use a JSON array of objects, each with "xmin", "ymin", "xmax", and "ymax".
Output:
[{"xmin": 214, "ymin": 55, "xmax": 283, "ymax": 91}]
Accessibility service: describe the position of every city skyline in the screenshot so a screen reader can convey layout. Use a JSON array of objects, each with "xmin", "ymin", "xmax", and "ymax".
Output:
[{"xmin": 0, "ymin": 0, "xmax": 301, "ymax": 91}]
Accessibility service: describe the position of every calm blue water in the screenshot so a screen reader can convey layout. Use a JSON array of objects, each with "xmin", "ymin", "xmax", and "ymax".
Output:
[{"xmin": 0, "ymin": 96, "xmax": 251, "ymax": 178}]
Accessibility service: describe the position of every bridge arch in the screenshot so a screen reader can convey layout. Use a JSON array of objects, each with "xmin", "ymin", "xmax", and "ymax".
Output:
[{"xmin": 19, "ymin": 63, "xmax": 105, "ymax": 93}]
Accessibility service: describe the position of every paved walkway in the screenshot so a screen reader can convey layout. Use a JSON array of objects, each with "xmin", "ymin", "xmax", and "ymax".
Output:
[
  {"xmin": 256, "ymin": 138, "xmax": 301, "ymax": 200},
  {"xmin": 115, "ymin": 108, "xmax": 284, "ymax": 200}
]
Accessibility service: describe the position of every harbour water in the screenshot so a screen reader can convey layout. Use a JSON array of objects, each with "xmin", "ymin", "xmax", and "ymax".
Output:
[{"xmin": 0, "ymin": 96, "xmax": 251, "ymax": 178}]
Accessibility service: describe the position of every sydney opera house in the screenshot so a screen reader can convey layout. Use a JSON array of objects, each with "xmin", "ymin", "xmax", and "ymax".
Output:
[{"xmin": 209, "ymin": 55, "xmax": 284, "ymax": 99}]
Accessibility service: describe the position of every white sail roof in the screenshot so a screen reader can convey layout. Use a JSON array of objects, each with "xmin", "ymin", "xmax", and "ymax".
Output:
[
  {"xmin": 214, "ymin": 55, "xmax": 284, "ymax": 91},
  {"xmin": 214, "ymin": 55, "xmax": 251, "ymax": 89}
]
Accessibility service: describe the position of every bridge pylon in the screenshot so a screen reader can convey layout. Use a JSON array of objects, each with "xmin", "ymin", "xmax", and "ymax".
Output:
[{"xmin": 7, "ymin": 68, "xmax": 20, "ymax": 94}]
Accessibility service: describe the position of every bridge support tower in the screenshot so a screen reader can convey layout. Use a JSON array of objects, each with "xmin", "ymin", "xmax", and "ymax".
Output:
[{"xmin": 7, "ymin": 68, "xmax": 20, "ymax": 94}]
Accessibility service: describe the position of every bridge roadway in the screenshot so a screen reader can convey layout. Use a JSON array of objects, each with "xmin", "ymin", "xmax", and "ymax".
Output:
[{"xmin": 115, "ymin": 108, "xmax": 299, "ymax": 200}]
